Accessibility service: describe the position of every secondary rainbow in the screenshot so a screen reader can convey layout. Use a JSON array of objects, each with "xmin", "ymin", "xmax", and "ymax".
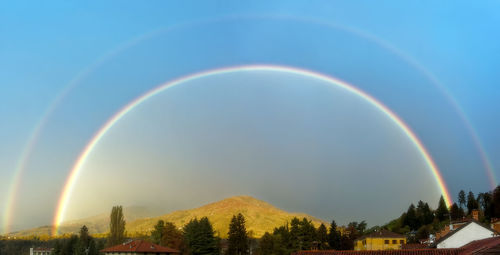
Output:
[{"xmin": 52, "ymin": 65, "xmax": 453, "ymax": 235}]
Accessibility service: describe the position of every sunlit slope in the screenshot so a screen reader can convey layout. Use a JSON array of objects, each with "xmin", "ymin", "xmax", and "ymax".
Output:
[
  {"xmin": 11, "ymin": 196, "xmax": 326, "ymax": 238},
  {"xmin": 127, "ymin": 196, "xmax": 327, "ymax": 238},
  {"xmin": 10, "ymin": 206, "xmax": 161, "ymax": 237}
]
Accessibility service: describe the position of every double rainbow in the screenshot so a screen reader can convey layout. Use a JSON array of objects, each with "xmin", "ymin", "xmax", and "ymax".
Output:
[{"xmin": 52, "ymin": 65, "xmax": 453, "ymax": 235}]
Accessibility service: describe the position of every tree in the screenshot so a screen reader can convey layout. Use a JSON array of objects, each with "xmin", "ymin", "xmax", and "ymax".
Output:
[
  {"xmin": 227, "ymin": 213, "xmax": 249, "ymax": 255},
  {"xmin": 151, "ymin": 220, "xmax": 166, "ymax": 245},
  {"xmin": 458, "ymin": 190, "xmax": 466, "ymax": 209},
  {"xmin": 316, "ymin": 224, "xmax": 329, "ymax": 250},
  {"xmin": 478, "ymin": 192, "xmax": 493, "ymax": 221},
  {"xmin": 449, "ymin": 203, "xmax": 464, "ymax": 220},
  {"xmin": 467, "ymin": 191, "xmax": 479, "ymax": 215},
  {"xmin": 107, "ymin": 205, "xmax": 126, "ymax": 247},
  {"xmin": 404, "ymin": 204, "xmax": 418, "ymax": 230},
  {"xmin": 62, "ymin": 235, "xmax": 79, "ymax": 254},
  {"xmin": 259, "ymin": 232, "xmax": 274, "ymax": 255},
  {"xmin": 75, "ymin": 225, "xmax": 90, "ymax": 255},
  {"xmin": 493, "ymin": 186, "xmax": 500, "ymax": 218},
  {"xmin": 183, "ymin": 217, "xmax": 219, "ymax": 255},
  {"xmin": 162, "ymin": 221, "xmax": 184, "ymax": 251},
  {"xmin": 435, "ymin": 196, "xmax": 449, "ymax": 221},
  {"xmin": 327, "ymin": 220, "xmax": 341, "ymax": 250}
]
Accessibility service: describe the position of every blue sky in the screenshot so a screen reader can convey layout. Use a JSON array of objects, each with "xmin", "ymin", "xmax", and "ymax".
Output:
[{"xmin": 1, "ymin": 1, "xmax": 499, "ymax": 233}]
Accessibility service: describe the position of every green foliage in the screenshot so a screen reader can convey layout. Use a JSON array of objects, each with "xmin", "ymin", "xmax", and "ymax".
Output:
[
  {"xmin": 163, "ymin": 221, "xmax": 185, "ymax": 251},
  {"xmin": 183, "ymin": 217, "xmax": 220, "ymax": 255},
  {"xmin": 449, "ymin": 203, "xmax": 464, "ymax": 220},
  {"xmin": 107, "ymin": 205, "xmax": 126, "ymax": 247},
  {"xmin": 151, "ymin": 220, "xmax": 166, "ymax": 245},
  {"xmin": 227, "ymin": 213, "xmax": 249, "ymax": 255},
  {"xmin": 327, "ymin": 220, "xmax": 340, "ymax": 250},
  {"xmin": 458, "ymin": 190, "xmax": 466, "ymax": 209},
  {"xmin": 467, "ymin": 191, "xmax": 479, "ymax": 214},
  {"xmin": 316, "ymin": 224, "xmax": 329, "ymax": 250},
  {"xmin": 435, "ymin": 196, "xmax": 449, "ymax": 221}
]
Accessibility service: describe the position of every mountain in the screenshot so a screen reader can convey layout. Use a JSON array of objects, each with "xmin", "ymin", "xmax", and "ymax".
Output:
[
  {"xmin": 127, "ymin": 196, "xmax": 326, "ymax": 238},
  {"xmin": 10, "ymin": 196, "xmax": 326, "ymax": 238}
]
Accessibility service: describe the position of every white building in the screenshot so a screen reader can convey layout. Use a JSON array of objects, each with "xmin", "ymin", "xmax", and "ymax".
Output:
[
  {"xmin": 29, "ymin": 247, "xmax": 52, "ymax": 255},
  {"xmin": 436, "ymin": 220, "xmax": 497, "ymax": 248}
]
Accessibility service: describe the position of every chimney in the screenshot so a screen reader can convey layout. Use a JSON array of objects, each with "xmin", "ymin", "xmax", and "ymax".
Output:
[{"xmin": 472, "ymin": 209, "xmax": 479, "ymax": 221}]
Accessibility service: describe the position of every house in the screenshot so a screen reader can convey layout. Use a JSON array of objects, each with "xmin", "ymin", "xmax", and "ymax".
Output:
[
  {"xmin": 434, "ymin": 220, "xmax": 497, "ymax": 248},
  {"xmin": 292, "ymin": 237, "xmax": 500, "ymax": 255},
  {"xmin": 293, "ymin": 249, "xmax": 463, "ymax": 255},
  {"xmin": 101, "ymin": 239, "xmax": 180, "ymax": 255},
  {"xmin": 29, "ymin": 247, "xmax": 53, "ymax": 255},
  {"xmin": 354, "ymin": 229, "xmax": 406, "ymax": 250}
]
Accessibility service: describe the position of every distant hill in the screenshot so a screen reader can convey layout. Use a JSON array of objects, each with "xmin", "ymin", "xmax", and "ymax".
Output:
[
  {"xmin": 9, "ymin": 206, "xmax": 162, "ymax": 237},
  {"xmin": 10, "ymin": 196, "xmax": 326, "ymax": 238}
]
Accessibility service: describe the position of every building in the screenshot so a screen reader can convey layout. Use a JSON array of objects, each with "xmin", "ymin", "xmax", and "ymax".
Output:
[
  {"xmin": 354, "ymin": 229, "xmax": 406, "ymax": 250},
  {"xmin": 293, "ymin": 237, "xmax": 500, "ymax": 255},
  {"xmin": 101, "ymin": 239, "xmax": 180, "ymax": 255},
  {"xmin": 29, "ymin": 248, "xmax": 53, "ymax": 255},
  {"xmin": 435, "ymin": 221, "xmax": 497, "ymax": 249}
]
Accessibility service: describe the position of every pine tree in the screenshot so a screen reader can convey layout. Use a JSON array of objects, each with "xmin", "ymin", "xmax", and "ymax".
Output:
[
  {"xmin": 183, "ymin": 217, "xmax": 219, "ymax": 255},
  {"xmin": 404, "ymin": 204, "xmax": 418, "ymax": 230},
  {"xmin": 436, "ymin": 196, "xmax": 449, "ymax": 221},
  {"xmin": 289, "ymin": 217, "xmax": 301, "ymax": 251},
  {"xmin": 458, "ymin": 190, "xmax": 466, "ymax": 209},
  {"xmin": 327, "ymin": 220, "xmax": 340, "ymax": 250},
  {"xmin": 449, "ymin": 203, "xmax": 462, "ymax": 220},
  {"xmin": 107, "ymin": 205, "xmax": 126, "ymax": 247},
  {"xmin": 75, "ymin": 225, "xmax": 90, "ymax": 255},
  {"xmin": 227, "ymin": 213, "xmax": 249, "ymax": 255},
  {"xmin": 467, "ymin": 191, "xmax": 479, "ymax": 215},
  {"xmin": 316, "ymin": 224, "xmax": 329, "ymax": 250}
]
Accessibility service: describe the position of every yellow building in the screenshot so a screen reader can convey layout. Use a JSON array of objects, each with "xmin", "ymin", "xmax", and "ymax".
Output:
[{"xmin": 354, "ymin": 229, "xmax": 406, "ymax": 250}]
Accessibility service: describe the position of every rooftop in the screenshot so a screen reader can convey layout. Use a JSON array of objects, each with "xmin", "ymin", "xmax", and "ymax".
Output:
[{"xmin": 101, "ymin": 240, "xmax": 180, "ymax": 253}]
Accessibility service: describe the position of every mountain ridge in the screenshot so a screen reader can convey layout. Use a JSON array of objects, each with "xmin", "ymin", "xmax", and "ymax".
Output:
[{"xmin": 10, "ymin": 196, "xmax": 327, "ymax": 238}]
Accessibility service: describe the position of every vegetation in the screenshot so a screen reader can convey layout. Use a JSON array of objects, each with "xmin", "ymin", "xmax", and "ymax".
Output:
[
  {"xmin": 183, "ymin": 217, "xmax": 220, "ymax": 255},
  {"xmin": 227, "ymin": 213, "xmax": 249, "ymax": 255},
  {"xmin": 5, "ymin": 187, "xmax": 500, "ymax": 253},
  {"xmin": 107, "ymin": 205, "xmax": 126, "ymax": 247}
]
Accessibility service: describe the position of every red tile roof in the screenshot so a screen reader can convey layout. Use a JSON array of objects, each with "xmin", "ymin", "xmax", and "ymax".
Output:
[
  {"xmin": 101, "ymin": 240, "xmax": 180, "ymax": 253},
  {"xmin": 402, "ymin": 243, "xmax": 428, "ymax": 250},
  {"xmin": 459, "ymin": 237, "xmax": 500, "ymax": 255},
  {"xmin": 292, "ymin": 249, "xmax": 463, "ymax": 255}
]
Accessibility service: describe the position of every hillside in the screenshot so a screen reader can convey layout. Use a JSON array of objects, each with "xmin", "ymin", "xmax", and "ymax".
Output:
[
  {"xmin": 127, "ymin": 196, "xmax": 327, "ymax": 238},
  {"xmin": 9, "ymin": 206, "xmax": 162, "ymax": 237},
  {"xmin": 10, "ymin": 196, "xmax": 327, "ymax": 238}
]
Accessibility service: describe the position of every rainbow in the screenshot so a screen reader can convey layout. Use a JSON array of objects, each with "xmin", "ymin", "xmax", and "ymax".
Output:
[
  {"xmin": 5, "ymin": 15, "xmax": 493, "ymax": 234},
  {"xmin": 51, "ymin": 65, "xmax": 453, "ymax": 235}
]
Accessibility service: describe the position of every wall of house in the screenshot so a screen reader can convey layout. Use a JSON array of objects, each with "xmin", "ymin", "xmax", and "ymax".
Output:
[
  {"xmin": 354, "ymin": 237, "xmax": 406, "ymax": 250},
  {"xmin": 437, "ymin": 223, "xmax": 495, "ymax": 248}
]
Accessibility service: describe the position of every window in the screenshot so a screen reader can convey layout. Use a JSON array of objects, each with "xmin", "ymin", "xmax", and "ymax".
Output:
[
  {"xmin": 392, "ymin": 240, "xmax": 397, "ymax": 244},
  {"xmin": 400, "ymin": 240, "xmax": 404, "ymax": 244},
  {"xmin": 384, "ymin": 240, "xmax": 389, "ymax": 244}
]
